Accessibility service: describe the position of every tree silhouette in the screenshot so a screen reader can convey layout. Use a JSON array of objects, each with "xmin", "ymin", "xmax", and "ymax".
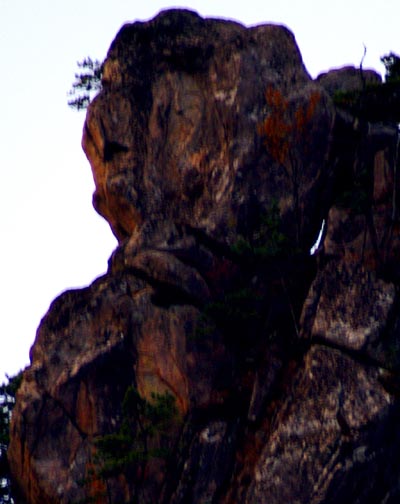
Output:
[
  {"xmin": 82, "ymin": 387, "xmax": 178, "ymax": 504},
  {"xmin": 68, "ymin": 57, "xmax": 103, "ymax": 111},
  {"xmin": 258, "ymin": 86, "xmax": 321, "ymax": 246},
  {"xmin": 0, "ymin": 372, "xmax": 22, "ymax": 504},
  {"xmin": 381, "ymin": 52, "xmax": 400, "ymax": 83}
]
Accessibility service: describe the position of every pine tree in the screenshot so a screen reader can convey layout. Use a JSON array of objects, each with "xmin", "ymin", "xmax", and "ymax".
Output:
[
  {"xmin": 0, "ymin": 372, "xmax": 22, "ymax": 504},
  {"xmin": 68, "ymin": 57, "xmax": 103, "ymax": 111}
]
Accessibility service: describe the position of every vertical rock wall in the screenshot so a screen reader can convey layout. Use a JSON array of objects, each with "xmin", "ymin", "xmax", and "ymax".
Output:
[{"xmin": 8, "ymin": 9, "xmax": 400, "ymax": 504}]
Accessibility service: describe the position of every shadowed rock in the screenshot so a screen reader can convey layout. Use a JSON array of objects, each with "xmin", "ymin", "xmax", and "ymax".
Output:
[{"xmin": 8, "ymin": 9, "xmax": 400, "ymax": 504}]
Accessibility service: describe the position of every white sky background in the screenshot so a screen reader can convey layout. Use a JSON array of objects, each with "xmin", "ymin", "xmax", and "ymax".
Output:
[{"xmin": 0, "ymin": 0, "xmax": 399, "ymax": 380}]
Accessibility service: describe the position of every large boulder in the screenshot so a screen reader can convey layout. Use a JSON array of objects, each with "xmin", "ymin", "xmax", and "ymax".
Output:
[
  {"xmin": 82, "ymin": 8, "xmax": 334, "ymax": 249},
  {"xmin": 8, "ymin": 9, "xmax": 400, "ymax": 504}
]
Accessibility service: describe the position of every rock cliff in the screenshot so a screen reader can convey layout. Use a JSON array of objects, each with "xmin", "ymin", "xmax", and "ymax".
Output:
[{"xmin": 8, "ymin": 9, "xmax": 400, "ymax": 504}]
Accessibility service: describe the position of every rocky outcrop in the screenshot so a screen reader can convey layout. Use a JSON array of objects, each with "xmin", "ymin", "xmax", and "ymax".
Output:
[
  {"xmin": 82, "ymin": 9, "xmax": 333, "ymax": 249},
  {"xmin": 8, "ymin": 9, "xmax": 400, "ymax": 504},
  {"xmin": 247, "ymin": 341, "xmax": 400, "ymax": 504},
  {"xmin": 317, "ymin": 65, "xmax": 381, "ymax": 96}
]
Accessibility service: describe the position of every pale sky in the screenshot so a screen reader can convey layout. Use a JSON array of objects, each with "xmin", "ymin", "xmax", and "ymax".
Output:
[{"xmin": 1, "ymin": 0, "xmax": 399, "ymax": 380}]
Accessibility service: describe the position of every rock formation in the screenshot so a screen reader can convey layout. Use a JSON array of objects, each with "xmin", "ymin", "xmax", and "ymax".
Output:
[{"xmin": 8, "ymin": 9, "xmax": 400, "ymax": 504}]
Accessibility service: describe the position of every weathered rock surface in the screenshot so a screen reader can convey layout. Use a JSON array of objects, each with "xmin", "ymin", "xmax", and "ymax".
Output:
[
  {"xmin": 317, "ymin": 66, "xmax": 381, "ymax": 96},
  {"xmin": 247, "ymin": 345, "xmax": 395, "ymax": 504},
  {"xmin": 8, "ymin": 8, "xmax": 400, "ymax": 504},
  {"xmin": 82, "ymin": 8, "xmax": 333, "ymax": 249}
]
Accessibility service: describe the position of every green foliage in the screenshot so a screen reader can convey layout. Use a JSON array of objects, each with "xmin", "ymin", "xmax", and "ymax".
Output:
[
  {"xmin": 83, "ymin": 387, "xmax": 178, "ymax": 503},
  {"xmin": 204, "ymin": 288, "xmax": 262, "ymax": 326},
  {"xmin": 68, "ymin": 57, "xmax": 103, "ymax": 111},
  {"xmin": 230, "ymin": 236, "xmax": 253, "ymax": 257},
  {"xmin": 198, "ymin": 287, "xmax": 264, "ymax": 349},
  {"xmin": 191, "ymin": 313, "xmax": 217, "ymax": 341},
  {"xmin": 231, "ymin": 200, "xmax": 288, "ymax": 260},
  {"xmin": 254, "ymin": 203, "xmax": 289, "ymax": 257}
]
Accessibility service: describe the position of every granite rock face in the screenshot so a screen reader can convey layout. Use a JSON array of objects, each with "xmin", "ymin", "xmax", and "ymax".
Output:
[
  {"xmin": 82, "ymin": 8, "xmax": 333, "ymax": 249},
  {"xmin": 9, "ymin": 9, "xmax": 400, "ymax": 504}
]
